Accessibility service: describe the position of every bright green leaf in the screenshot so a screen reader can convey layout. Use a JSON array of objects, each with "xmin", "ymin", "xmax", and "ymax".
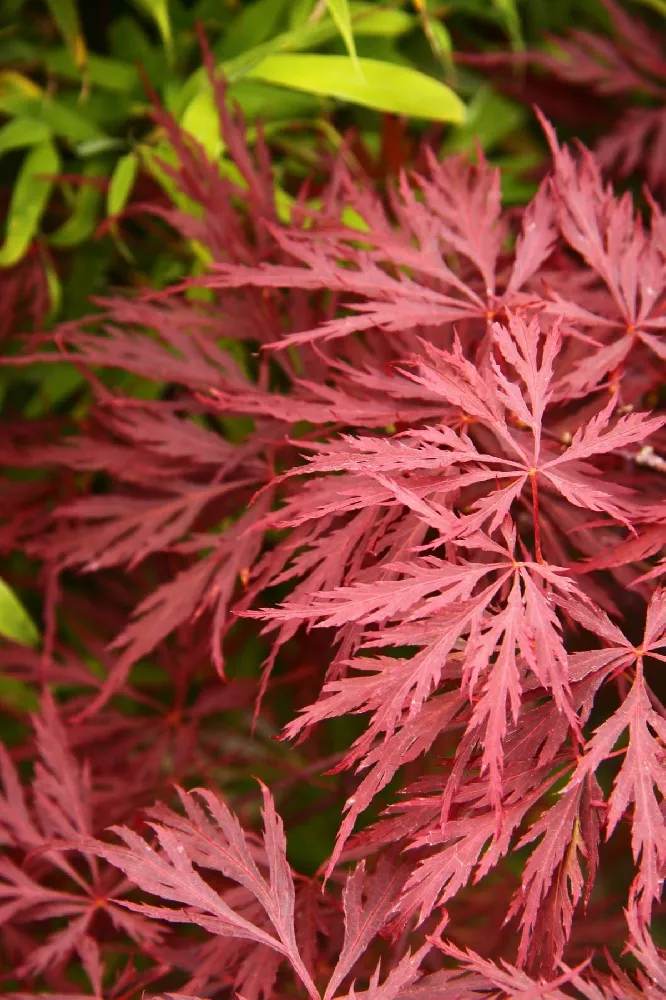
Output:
[
  {"xmin": 107, "ymin": 151, "xmax": 139, "ymax": 218},
  {"xmin": 0, "ymin": 140, "xmax": 60, "ymax": 267},
  {"xmin": 0, "ymin": 578, "xmax": 39, "ymax": 647},
  {"xmin": 248, "ymin": 54, "xmax": 465, "ymax": 122},
  {"xmin": 228, "ymin": 79, "xmax": 320, "ymax": 121},
  {"xmin": 0, "ymin": 117, "xmax": 51, "ymax": 158},
  {"xmin": 44, "ymin": 0, "xmax": 88, "ymax": 76},
  {"xmin": 181, "ymin": 88, "xmax": 224, "ymax": 160},
  {"xmin": 44, "ymin": 255, "xmax": 62, "ymax": 321},
  {"xmin": 325, "ymin": 0, "xmax": 360, "ymax": 69},
  {"xmin": 349, "ymin": 2, "xmax": 414, "ymax": 37}
]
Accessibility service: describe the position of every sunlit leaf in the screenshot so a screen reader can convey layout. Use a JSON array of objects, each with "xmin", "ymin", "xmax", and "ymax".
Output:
[
  {"xmin": 0, "ymin": 117, "xmax": 51, "ymax": 158},
  {"xmin": 107, "ymin": 151, "xmax": 139, "ymax": 218},
  {"xmin": 181, "ymin": 88, "xmax": 224, "ymax": 160},
  {"xmin": 0, "ymin": 140, "xmax": 59, "ymax": 267},
  {"xmin": 248, "ymin": 54, "xmax": 465, "ymax": 121},
  {"xmin": 0, "ymin": 578, "xmax": 39, "ymax": 647}
]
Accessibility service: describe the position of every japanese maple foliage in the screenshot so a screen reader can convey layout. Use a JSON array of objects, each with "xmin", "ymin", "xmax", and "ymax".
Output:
[
  {"xmin": 517, "ymin": 0, "xmax": 666, "ymax": 195},
  {"xmin": 2, "ymin": 49, "xmax": 666, "ymax": 999}
]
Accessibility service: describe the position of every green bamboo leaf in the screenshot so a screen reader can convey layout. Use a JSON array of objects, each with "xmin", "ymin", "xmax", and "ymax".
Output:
[
  {"xmin": 44, "ymin": 255, "xmax": 62, "ymax": 321},
  {"xmin": 218, "ymin": 0, "xmax": 292, "ymax": 59},
  {"xmin": 107, "ymin": 151, "xmax": 139, "ymax": 218},
  {"xmin": 0, "ymin": 117, "xmax": 51, "ymax": 158},
  {"xmin": 492, "ymin": 0, "xmax": 523, "ymax": 50},
  {"xmin": 45, "ymin": 49, "xmax": 138, "ymax": 92},
  {"xmin": 181, "ymin": 88, "xmax": 224, "ymax": 160},
  {"xmin": 0, "ymin": 73, "xmax": 104, "ymax": 143},
  {"xmin": 44, "ymin": 0, "xmax": 88, "ymax": 76},
  {"xmin": 421, "ymin": 15, "xmax": 453, "ymax": 69},
  {"xmin": 247, "ymin": 54, "xmax": 465, "ymax": 122},
  {"xmin": 443, "ymin": 85, "xmax": 524, "ymax": 154},
  {"xmin": 0, "ymin": 140, "xmax": 60, "ymax": 267},
  {"xmin": 50, "ymin": 158, "xmax": 105, "ymax": 247},
  {"xmin": 130, "ymin": 0, "xmax": 174, "ymax": 60},
  {"xmin": 325, "ymin": 0, "xmax": 360, "ymax": 69},
  {"xmin": 0, "ymin": 578, "xmax": 39, "ymax": 647}
]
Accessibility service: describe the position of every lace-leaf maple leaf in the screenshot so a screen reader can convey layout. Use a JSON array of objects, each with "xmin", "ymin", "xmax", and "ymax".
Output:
[
  {"xmin": 538, "ymin": 0, "xmax": 666, "ymax": 195},
  {"xmin": 0, "ymin": 696, "xmax": 160, "ymax": 978},
  {"xmin": 204, "ymin": 154, "xmax": 555, "ymax": 352},
  {"xmin": 264, "ymin": 521, "xmax": 586, "ymax": 820},
  {"xmin": 93, "ymin": 783, "xmax": 319, "ymax": 998},
  {"xmin": 507, "ymin": 774, "xmax": 602, "ymax": 973},
  {"xmin": 563, "ymin": 588, "xmax": 666, "ymax": 924}
]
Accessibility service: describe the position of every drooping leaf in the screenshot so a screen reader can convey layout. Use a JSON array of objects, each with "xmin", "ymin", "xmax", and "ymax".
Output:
[{"xmin": 0, "ymin": 140, "xmax": 59, "ymax": 267}]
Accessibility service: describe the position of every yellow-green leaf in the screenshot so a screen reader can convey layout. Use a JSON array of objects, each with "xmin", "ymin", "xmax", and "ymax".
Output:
[
  {"xmin": 50, "ymin": 158, "xmax": 105, "ymax": 247},
  {"xmin": 0, "ymin": 73, "xmax": 104, "ymax": 143},
  {"xmin": 181, "ymin": 87, "xmax": 224, "ymax": 160},
  {"xmin": 0, "ymin": 578, "xmax": 39, "ymax": 647},
  {"xmin": 0, "ymin": 117, "xmax": 51, "ymax": 158},
  {"xmin": 248, "ymin": 54, "xmax": 465, "ymax": 122},
  {"xmin": 44, "ymin": 0, "xmax": 88, "ymax": 76},
  {"xmin": 634, "ymin": 0, "xmax": 666, "ymax": 14},
  {"xmin": 0, "ymin": 140, "xmax": 60, "ymax": 267},
  {"xmin": 422, "ymin": 16, "xmax": 452, "ymax": 69},
  {"xmin": 326, "ymin": 0, "xmax": 360, "ymax": 70},
  {"xmin": 130, "ymin": 0, "xmax": 173, "ymax": 60},
  {"xmin": 107, "ymin": 151, "xmax": 138, "ymax": 218}
]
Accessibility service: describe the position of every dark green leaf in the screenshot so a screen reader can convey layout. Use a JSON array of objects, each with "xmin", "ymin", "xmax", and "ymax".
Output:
[{"xmin": 44, "ymin": 0, "xmax": 88, "ymax": 76}]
